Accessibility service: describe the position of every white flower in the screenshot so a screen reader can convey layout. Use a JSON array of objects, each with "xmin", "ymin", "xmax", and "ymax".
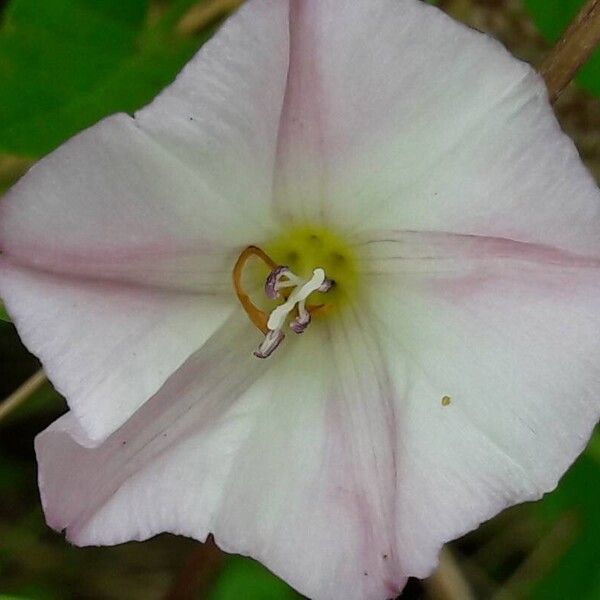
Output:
[{"xmin": 1, "ymin": 1, "xmax": 599, "ymax": 599}]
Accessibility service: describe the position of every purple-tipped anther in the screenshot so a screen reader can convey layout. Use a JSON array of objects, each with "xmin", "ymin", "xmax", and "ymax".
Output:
[
  {"xmin": 254, "ymin": 329, "xmax": 285, "ymax": 359},
  {"xmin": 290, "ymin": 312, "xmax": 311, "ymax": 334},
  {"xmin": 264, "ymin": 266, "xmax": 290, "ymax": 299},
  {"xmin": 318, "ymin": 278, "xmax": 335, "ymax": 293}
]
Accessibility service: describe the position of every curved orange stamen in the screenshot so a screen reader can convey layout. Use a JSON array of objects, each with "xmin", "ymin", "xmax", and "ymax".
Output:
[{"xmin": 232, "ymin": 246, "xmax": 332, "ymax": 334}]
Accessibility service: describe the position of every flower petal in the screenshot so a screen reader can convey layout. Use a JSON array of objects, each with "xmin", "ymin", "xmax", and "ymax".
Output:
[
  {"xmin": 0, "ymin": 259, "xmax": 233, "ymax": 442},
  {"xmin": 0, "ymin": 114, "xmax": 237, "ymax": 292},
  {"xmin": 364, "ymin": 263, "xmax": 600, "ymax": 576},
  {"xmin": 136, "ymin": 0, "xmax": 290, "ymax": 234},
  {"xmin": 213, "ymin": 313, "xmax": 409, "ymax": 600},
  {"xmin": 276, "ymin": 0, "xmax": 600, "ymax": 256},
  {"xmin": 35, "ymin": 313, "xmax": 267, "ymax": 535},
  {"xmin": 37, "ymin": 313, "xmax": 410, "ymax": 600}
]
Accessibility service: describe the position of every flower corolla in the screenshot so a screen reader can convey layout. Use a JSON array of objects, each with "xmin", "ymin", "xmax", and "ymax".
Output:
[{"xmin": 1, "ymin": 1, "xmax": 600, "ymax": 599}]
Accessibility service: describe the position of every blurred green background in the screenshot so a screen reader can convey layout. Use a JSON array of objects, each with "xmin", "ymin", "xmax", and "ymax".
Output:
[{"xmin": 0, "ymin": 0, "xmax": 599, "ymax": 598}]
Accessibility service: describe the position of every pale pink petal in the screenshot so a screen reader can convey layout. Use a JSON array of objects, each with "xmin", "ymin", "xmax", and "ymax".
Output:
[
  {"xmin": 213, "ymin": 313, "xmax": 409, "ymax": 600},
  {"xmin": 362, "ymin": 257, "xmax": 600, "ymax": 576},
  {"xmin": 0, "ymin": 115, "xmax": 232, "ymax": 292},
  {"xmin": 276, "ymin": 0, "xmax": 600, "ymax": 256},
  {"xmin": 37, "ymin": 315, "xmax": 410, "ymax": 600},
  {"xmin": 35, "ymin": 314, "xmax": 267, "ymax": 534},
  {"xmin": 136, "ymin": 0, "xmax": 290, "ymax": 233},
  {"xmin": 0, "ymin": 260, "xmax": 233, "ymax": 442}
]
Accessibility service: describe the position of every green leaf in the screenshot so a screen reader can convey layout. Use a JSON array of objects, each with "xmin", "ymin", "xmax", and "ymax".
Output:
[
  {"xmin": 523, "ymin": 0, "xmax": 600, "ymax": 97},
  {"xmin": 0, "ymin": 302, "xmax": 10, "ymax": 322},
  {"xmin": 0, "ymin": 0, "xmax": 210, "ymax": 156},
  {"xmin": 208, "ymin": 557, "xmax": 301, "ymax": 600},
  {"xmin": 530, "ymin": 452, "xmax": 600, "ymax": 599},
  {"xmin": 587, "ymin": 431, "xmax": 600, "ymax": 466}
]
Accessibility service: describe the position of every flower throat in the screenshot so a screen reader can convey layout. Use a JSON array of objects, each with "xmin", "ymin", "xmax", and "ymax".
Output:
[{"xmin": 232, "ymin": 226, "xmax": 358, "ymax": 358}]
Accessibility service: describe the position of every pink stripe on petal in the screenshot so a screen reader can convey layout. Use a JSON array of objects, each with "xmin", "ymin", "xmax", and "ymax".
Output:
[
  {"xmin": 273, "ymin": 0, "xmax": 329, "ymax": 223},
  {"xmin": 357, "ymin": 229, "xmax": 600, "ymax": 277}
]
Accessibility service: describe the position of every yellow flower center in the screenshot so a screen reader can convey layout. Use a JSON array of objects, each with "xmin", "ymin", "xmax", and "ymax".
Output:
[
  {"xmin": 232, "ymin": 224, "xmax": 359, "ymax": 358},
  {"xmin": 265, "ymin": 225, "xmax": 359, "ymax": 311}
]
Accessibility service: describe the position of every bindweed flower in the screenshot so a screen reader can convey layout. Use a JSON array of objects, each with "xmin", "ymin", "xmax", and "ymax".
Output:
[{"xmin": 1, "ymin": 0, "xmax": 600, "ymax": 598}]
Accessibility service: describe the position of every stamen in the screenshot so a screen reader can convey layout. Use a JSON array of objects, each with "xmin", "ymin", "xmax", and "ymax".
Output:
[
  {"xmin": 256, "ymin": 267, "xmax": 332, "ymax": 357},
  {"xmin": 254, "ymin": 329, "xmax": 285, "ymax": 359},
  {"xmin": 267, "ymin": 268, "xmax": 326, "ymax": 331},
  {"xmin": 265, "ymin": 265, "xmax": 291, "ymax": 299},
  {"xmin": 290, "ymin": 299, "xmax": 311, "ymax": 334},
  {"xmin": 232, "ymin": 246, "xmax": 334, "ymax": 359}
]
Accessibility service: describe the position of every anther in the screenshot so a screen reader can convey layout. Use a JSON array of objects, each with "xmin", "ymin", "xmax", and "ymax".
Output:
[
  {"xmin": 318, "ymin": 278, "xmax": 335, "ymax": 293},
  {"xmin": 265, "ymin": 266, "xmax": 302, "ymax": 299},
  {"xmin": 290, "ymin": 300, "xmax": 311, "ymax": 334},
  {"xmin": 254, "ymin": 329, "xmax": 285, "ymax": 359}
]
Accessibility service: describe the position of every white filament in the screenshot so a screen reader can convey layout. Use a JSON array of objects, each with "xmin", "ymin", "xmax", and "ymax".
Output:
[{"xmin": 267, "ymin": 269, "xmax": 326, "ymax": 331}]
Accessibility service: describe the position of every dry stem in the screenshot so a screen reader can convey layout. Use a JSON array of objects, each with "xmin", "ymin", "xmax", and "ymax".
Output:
[
  {"xmin": 177, "ymin": 0, "xmax": 244, "ymax": 36},
  {"xmin": 541, "ymin": 0, "xmax": 600, "ymax": 103},
  {"xmin": 425, "ymin": 548, "xmax": 475, "ymax": 600},
  {"xmin": 0, "ymin": 369, "xmax": 47, "ymax": 423}
]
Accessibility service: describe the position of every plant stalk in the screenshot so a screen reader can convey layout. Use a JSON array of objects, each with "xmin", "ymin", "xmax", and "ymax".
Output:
[
  {"xmin": 0, "ymin": 369, "xmax": 47, "ymax": 423},
  {"xmin": 541, "ymin": 0, "xmax": 600, "ymax": 103},
  {"xmin": 177, "ymin": 0, "xmax": 244, "ymax": 36}
]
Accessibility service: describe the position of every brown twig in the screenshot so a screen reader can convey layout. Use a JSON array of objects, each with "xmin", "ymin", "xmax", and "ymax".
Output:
[
  {"xmin": 541, "ymin": 0, "xmax": 600, "ymax": 103},
  {"xmin": 176, "ymin": 0, "xmax": 244, "ymax": 36},
  {"xmin": 0, "ymin": 369, "xmax": 47, "ymax": 423},
  {"xmin": 424, "ymin": 547, "xmax": 475, "ymax": 600}
]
